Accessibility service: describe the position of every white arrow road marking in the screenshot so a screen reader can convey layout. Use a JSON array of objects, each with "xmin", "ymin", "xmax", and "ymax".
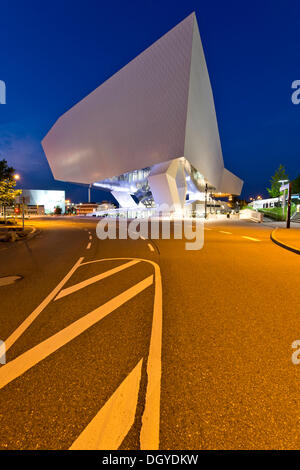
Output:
[
  {"xmin": 2, "ymin": 256, "xmax": 162, "ymax": 450},
  {"xmin": 4, "ymin": 257, "xmax": 85, "ymax": 352},
  {"xmin": 0, "ymin": 275, "xmax": 153, "ymax": 391},
  {"xmin": 55, "ymin": 260, "xmax": 140, "ymax": 301},
  {"xmin": 70, "ymin": 359, "xmax": 143, "ymax": 450},
  {"xmin": 242, "ymin": 236, "xmax": 261, "ymax": 242},
  {"xmin": 78, "ymin": 257, "xmax": 163, "ymax": 450},
  {"xmin": 75, "ymin": 258, "xmax": 162, "ymax": 450}
]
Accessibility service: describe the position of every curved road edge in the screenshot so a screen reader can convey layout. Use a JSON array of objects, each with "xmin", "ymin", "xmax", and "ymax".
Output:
[{"xmin": 270, "ymin": 227, "xmax": 300, "ymax": 255}]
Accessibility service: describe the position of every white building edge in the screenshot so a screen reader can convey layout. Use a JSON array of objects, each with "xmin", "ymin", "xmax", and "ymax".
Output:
[{"xmin": 42, "ymin": 13, "xmax": 243, "ymax": 215}]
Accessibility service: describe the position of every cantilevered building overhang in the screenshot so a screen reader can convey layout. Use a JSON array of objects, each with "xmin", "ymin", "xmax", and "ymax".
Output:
[{"xmin": 42, "ymin": 12, "xmax": 243, "ymax": 208}]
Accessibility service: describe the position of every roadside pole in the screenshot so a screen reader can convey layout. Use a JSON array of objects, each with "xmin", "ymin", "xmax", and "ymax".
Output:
[
  {"xmin": 286, "ymin": 182, "xmax": 292, "ymax": 229},
  {"xmin": 22, "ymin": 196, "xmax": 25, "ymax": 230},
  {"xmin": 282, "ymin": 188, "xmax": 286, "ymax": 218},
  {"xmin": 280, "ymin": 181, "xmax": 291, "ymax": 229}
]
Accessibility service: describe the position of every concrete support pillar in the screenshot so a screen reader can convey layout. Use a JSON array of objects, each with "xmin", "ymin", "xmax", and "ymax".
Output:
[{"xmin": 148, "ymin": 158, "xmax": 187, "ymax": 211}]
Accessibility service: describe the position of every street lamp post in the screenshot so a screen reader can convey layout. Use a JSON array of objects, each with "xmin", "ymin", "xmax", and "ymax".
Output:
[
  {"xmin": 13, "ymin": 174, "xmax": 24, "ymax": 229},
  {"xmin": 280, "ymin": 181, "xmax": 292, "ymax": 229},
  {"xmin": 22, "ymin": 196, "xmax": 25, "ymax": 231},
  {"xmin": 286, "ymin": 182, "xmax": 292, "ymax": 229}
]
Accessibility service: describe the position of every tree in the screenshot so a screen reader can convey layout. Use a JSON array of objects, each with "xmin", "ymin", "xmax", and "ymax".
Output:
[
  {"xmin": 54, "ymin": 205, "xmax": 62, "ymax": 215},
  {"xmin": 292, "ymin": 174, "xmax": 300, "ymax": 194},
  {"xmin": 0, "ymin": 178, "xmax": 21, "ymax": 220},
  {"xmin": 267, "ymin": 164, "xmax": 289, "ymax": 198},
  {"xmin": 0, "ymin": 159, "xmax": 14, "ymax": 181}
]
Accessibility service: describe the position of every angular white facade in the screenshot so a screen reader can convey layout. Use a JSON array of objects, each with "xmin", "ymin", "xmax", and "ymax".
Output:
[{"xmin": 42, "ymin": 13, "xmax": 243, "ymax": 208}]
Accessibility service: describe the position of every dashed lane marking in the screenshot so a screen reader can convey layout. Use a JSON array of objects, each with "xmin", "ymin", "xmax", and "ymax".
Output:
[
  {"xmin": 219, "ymin": 231, "xmax": 232, "ymax": 235},
  {"xmin": 242, "ymin": 236, "xmax": 261, "ymax": 242},
  {"xmin": 148, "ymin": 243, "xmax": 155, "ymax": 252},
  {"xmin": 86, "ymin": 242, "xmax": 91, "ymax": 250}
]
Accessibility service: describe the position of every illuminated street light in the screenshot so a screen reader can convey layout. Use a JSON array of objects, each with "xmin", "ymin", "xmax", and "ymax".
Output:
[{"xmin": 13, "ymin": 174, "xmax": 20, "ymax": 180}]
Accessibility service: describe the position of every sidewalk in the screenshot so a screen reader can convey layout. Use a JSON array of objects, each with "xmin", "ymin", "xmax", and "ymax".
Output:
[
  {"xmin": 0, "ymin": 225, "xmax": 36, "ymax": 242},
  {"xmin": 262, "ymin": 216, "xmax": 300, "ymax": 229},
  {"xmin": 270, "ymin": 227, "xmax": 300, "ymax": 254}
]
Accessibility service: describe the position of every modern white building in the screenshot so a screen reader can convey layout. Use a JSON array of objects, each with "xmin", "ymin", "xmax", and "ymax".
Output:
[
  {"xmin": 20, "ymin": 190, "xmax": 65, "ymax": 214},
  {"xmin": 42, "ymin": 13, "xmax": 243, "ymax": 215}
]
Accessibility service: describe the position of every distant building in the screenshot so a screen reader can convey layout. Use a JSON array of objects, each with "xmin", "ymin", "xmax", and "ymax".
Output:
[
  {"xmin": 249, "ymin": 197, "xmax": 280, "ymax": 210},
  {"xmin": 96, "ymin": 202, "xmax": 116, "ymax": 212},
  {"xmin": 19, "ymin": 190, "xmax": 65, "ymax": 214},
  {"xmin": 76, "ymin": 203, "xmax": 99, "ymax": 215},
  {"xmin": 250, "ymin": 194, "xmax": 300, "ymax": 210},
  {"xmin": 76, "ymin": 202, "xmax": 116, "ymax": 215}
]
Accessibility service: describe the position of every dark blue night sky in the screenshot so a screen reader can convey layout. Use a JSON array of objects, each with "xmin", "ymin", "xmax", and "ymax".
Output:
[{"xmin": 0, "ymin": 0, "xmax": 299, "ymax": 202}]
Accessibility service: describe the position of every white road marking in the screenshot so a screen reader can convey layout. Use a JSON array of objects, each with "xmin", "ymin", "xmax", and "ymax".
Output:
[
  {"xmin": 55, "ymin": 260, "xmax": 141, "ymax": 300},
  {"xmin": 140, "ymin": 236, "xmax": 145, "ymax": 240},
  {"xmin": 204, "ymin": 228, "xmax": 212, "ymax": 231},
  {"xmin": 5, "ymin": 254, "xmax": 162, "ymax": 449},
  {"xmin": 89, "ymin": 235, "xmax": 92, "ymax": 240},
  {"xmin": 0, "ymin": 276, "xmax": 22, "ymax": 287},
  {"xmin": 70, "ymin": 359, "xmax": 143, "ymax": 450},
  {"xmin": 219, "ymin": 231, "xmax": 232, "ymax": 235},
  {"xmin": 0, "ymin": 275, "xmax": 153, "ymax": 391},
  {"xmin": 140, "ymin": 260, "xmax": 162, "ymax": 450},
  {"xmin": 242, "ymin": 236, "xmax": 261, "ymax": 242},
  {"xmin": 148, "ymin": 243, "xmax": 154, "ymax": 252},
  {"xmin": 75, "ymin": 256, "xmax": 163, "ymax": 449},
  {"xmin": 4, "ymin": 257, "xmax": 84, "ymax": 352},
  {"xmin": 86, "ymin": 242, "xmax": 91, "ymax": 250}
]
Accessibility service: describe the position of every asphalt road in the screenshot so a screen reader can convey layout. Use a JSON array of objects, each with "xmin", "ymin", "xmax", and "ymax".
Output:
[{"xmin": 0, "ymin": 216, "xmax": 299, "ymax": 450}]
